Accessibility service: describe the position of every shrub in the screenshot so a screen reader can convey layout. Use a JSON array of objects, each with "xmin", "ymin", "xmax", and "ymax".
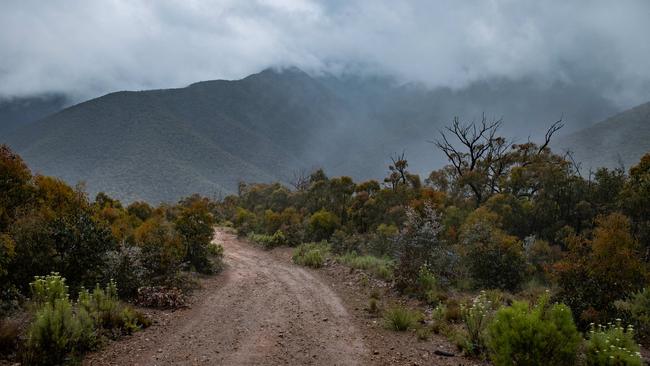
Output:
[
  {"xmin": 584, "ymin": 321, "xmax": 642, "ymax": 366},
  {"xmin": 338, "ymin": 252, "xmax": 394, "ymax": 280},
  {"xmin": 207, "ymin": 242, "xmax": 224, "ymax": 257},
  {"xmin": 416, "ymin": 266, "xmax": 444, "ymax": 305},
  {"xmin": 394, "ymin": 204, "xmax": 453, "ymax": 291},
  {"xmin": 23, "ymin": 298, "xmax": 96, "ymax": 365},
  {"xmin": 460, "ymin": 208, "xmax": 526, "ymax": 291},
  {"xmin": 367, "ymin": 298, "xmax": 380, "ymax": 315},
  {"xmin": 460, "ymin": 291, "xmax": 494, "ymax": 355},
  {"xmin": 248, "ymin": 230, "xmax": 287, "ymax": 249},
  {"xmin": 554, "ymin": 214, "xmax": 645, "ymax": 325},
  {"xmin": 101, "ymin": 245, "xmax": 146, "ymax": 298},
  {"xmin": 416, "ymin": 326, "xmax": 432, "ymax": 340},
  {"xmin": 368, "ymin": 223, "xmax": 398, "ymax": 257},
  {"xmin": 78, "ymin": 280, "xmax": 149, "ymax": 336},
  {"xmin": 486, "ymin": 295, "xmax": 580, "ymax": 366},
  {"xmin": 175, "ymin": 201, "xmax": 215, "ymax": 274},
  {"xmin": 615, "ymin": 288, "xmax": 650, "ymax": 345},
  {"xmin": 134, "ymin": 216, "xmax": 185, "ymax": 283},
  {"xmin": 383, "ymin": 306, "xmax": 421, "ymax": 331},
  {"xmin": 308, "ymin": 209, "xmax": 340, "ymax": 241},
  {"xmin": 30, "ymin": 273, "xmax": 68, "ymax": 306},
  {"xmin": 444, "ymin": 298, "xmax": 463, "ymax": 323},
  {"xmin": 292, "ymin": 242, "xmax": 330, "ymax": 268},
  {"xmin": 23, "ymin": 275, "xmax": 148, "ymax": 364},
  {"xmin": 233, "ymin": 207, "xmax": 257, "ymax": 235},
  {"xmin": 136, "ymin": 286, "xmax": 187, "ymax": 309}
]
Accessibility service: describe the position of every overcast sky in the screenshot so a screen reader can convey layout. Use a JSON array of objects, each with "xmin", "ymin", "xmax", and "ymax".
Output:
[{"xmin": 1, "ymin": 0, "xmax": 649, "ymax": 106}]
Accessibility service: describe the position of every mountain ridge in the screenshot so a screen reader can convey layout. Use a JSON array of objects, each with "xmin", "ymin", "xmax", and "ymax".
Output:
[{"xmin": 3, "ymin": 67, "xmax": 637, "ymax": 203}]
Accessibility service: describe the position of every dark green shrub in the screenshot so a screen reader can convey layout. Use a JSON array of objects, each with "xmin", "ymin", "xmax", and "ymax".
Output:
[
  {"xmin": 248, "ymin": 230, "xmax": 287, "ymax": 249},
  {"xmin": 23, "ymin": 298, "xmax": 96, "ymax": 365},
  {"xmin": 308, "ymin": 209, "xmax": 340, "ymax": 241},
  {"xmin": 78, "ymin": 281, "xmax": 148, "ymax": 336},
  {"xmin": 101, "ymin": 245, "xmax": 145, "ymax": 298},
  {"xmin": 175, "ymin": 200, "xmax": 215, "ymax": 274},
  {"xmin": 23, "ymin": 274, "xmax": 148, "ymax": 364},
  {"xmin": 368, "ymin": 223, "xmax": 398, "ymax": 257},
  {"xmin": 292, "ymin": 242, "xmax": 330, "ymax": 268},
  {"xmin": 233, "ymin": 207, "xmax": 257, "ymax": 235},
  {"xmin": 615, "ymin": 288, "xmax": 650, "ymax": 346},
  {"xmin": 415, "ymin": 266, "xmax": 445, "ymax": 304},
  {"xmin": 383, "ymin": 306, "xmax": 421, "ymax": 331},
  {"xmin": 460, "ymin": 208, "xmax": 526, "ymax": 291},
  {"xmin": 486, "ymin": 295, "xmax": 580, "ymax": 366},
  {"xmin": 338, "ymin": 252, "xmax": 393, "ymax": 280},
  {"xmin": 134, "ymin": 216, "xmax": 185, "ymax": 283},
  {"xmin": 584, "ymin": 321, "xmax": 642, "ymax": 366}
]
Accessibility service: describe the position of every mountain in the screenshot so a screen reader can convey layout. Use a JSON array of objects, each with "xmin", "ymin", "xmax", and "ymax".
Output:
[
  {"xmin": 0, "ymin": 94, "xmax": 67, "ymax": 135},
  {"xmin": 554, "ymin": 101, "xmax": 650, "ymax": 171},
  {"xmin": 4, "ymin": 69, "xmax": 347, "ymax": 202},
  {"xmin": 3, "ymin": 68, "xmax": 621, "ymax": 203}
]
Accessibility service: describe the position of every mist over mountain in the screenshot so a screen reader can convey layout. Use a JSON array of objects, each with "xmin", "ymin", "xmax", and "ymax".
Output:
[
  {"xmin": 555, "ymin": 101, "xmax": 650, "ymax": 172},
  {"xmin": 2, "ymin": 67, "xmax": 629, "ymax": 203},
  {"xmin": 0, "ymin": 94, "xmax": 67, "ymax": 135}
]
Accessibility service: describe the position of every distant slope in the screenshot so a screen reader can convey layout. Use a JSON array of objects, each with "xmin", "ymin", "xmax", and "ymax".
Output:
[
  {"xmin": 5, "ymin": 69, "xmax": 342, "ymax": 203},
  {"xmin": 555, "ymin": 101, "xmax": 650, "ymax": 171},
  {"xmin": 3, "ymin": 68, "xmax": 621, "ymax": 203},
  {"xmin": 0, "ymin": 94, "xmax": 66, "ymax": 135}
]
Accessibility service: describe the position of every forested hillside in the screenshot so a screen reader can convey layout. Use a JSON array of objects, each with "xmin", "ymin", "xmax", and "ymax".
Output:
[
  {"xmin": 0, "ymin": 95, "xmax": 66, "ymax": 135},
  {"xmin": 555, "ymin": 101, "xmax": 650, "ymax": 171},
  {"xmin": 3, "ymin": 68, "xmax": 619, "ymax": 203}
]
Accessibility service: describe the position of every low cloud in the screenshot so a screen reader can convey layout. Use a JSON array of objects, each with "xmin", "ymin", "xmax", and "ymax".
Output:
[{"xmin": 1, "ymin": 0, "xmax": 649, "ymax": 107}]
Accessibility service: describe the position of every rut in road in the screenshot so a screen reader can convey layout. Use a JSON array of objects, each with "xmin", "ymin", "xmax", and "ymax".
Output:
[{"xmin": 88, "ymin": 229, "xmax": 367, "ymax": 365}]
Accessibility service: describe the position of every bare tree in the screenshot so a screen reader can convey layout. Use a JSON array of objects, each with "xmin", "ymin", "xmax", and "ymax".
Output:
[
  {"xmin": 433, "ymin": 114, "xmax": 509, "ymax": 206},
  {"xmin": 384, "ymin": 151, "xmax": 409, "ymax": 190},
  {"xmin": 289, "ymin": 168, "xmax": 310, "ymax": 191},
  {"xmin": 433, "ymin": 115, "xmax": 565, "ymax": 205}
]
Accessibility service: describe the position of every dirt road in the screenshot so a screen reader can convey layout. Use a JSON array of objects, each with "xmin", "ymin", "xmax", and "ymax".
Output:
[{"xmin": 85, "ymin": 229, "xmax": 368, "ymax": 365}]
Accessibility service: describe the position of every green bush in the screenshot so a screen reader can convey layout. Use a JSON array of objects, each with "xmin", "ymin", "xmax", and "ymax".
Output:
[
  {"xmin": 486, "ymin": 295, "xmax": 580, "ymax": 366},
  {"xmin": 394, "ymin": 204, "xmax": 452, "ymax": 291},
  {"xmin": 460, "ymin": 208, "xmax": 527, "ymax": 291},
  {"xmin": 24, "ymin": 298, "xmax": 96, "ymax": 365},
  {"xmin": 584, "ymin": 322, "xmax": 642, "ymax": 366},
  {"xmin": 78, "ymin": 280, "xmax": 149, "ymax": 337},
  {"xmin": 101, "ymin": 246, "xmax": 146, "ymax": 298},
  {"xmin": 248, "ymin": 230, "xmax": 287, "ymax": 249},
  {"xmin": 615, "ymin": 288, "xmax": 650, "ymax": 346},
  {"xmin": 292, "ymin": 242, "xmax": 330, "ymax": 268},
  {"xmin": 233, "ymin": 207, "xmax": 257, "ymax": 235},
  {"xmin": 30, "ymin": 273, "xmax": 68, "ymax": 306},
  {"xmin": 416, "ymin": 266, "xmax": 445, "ymax": 305},
  {"xmin": 23, "ymin": 275, "xmax": 148, "ymax": 364},
  {"xmin": 175, "ymin": 200, "xmax": 216, "ymax": 274},
  {"xmin": 383, "ymin": 305, "xmax": 421, "ymax": 331},
  {"xmin": 308, "ymin": 209, "xmax": 340, "ymax": 241},
  {"xmin": 460, "ymin": 291, "xmax": 494, "ymax": 355},
  {"xmin": 338, "ymin": 252, "xmax": 393, "ymax": 280}
]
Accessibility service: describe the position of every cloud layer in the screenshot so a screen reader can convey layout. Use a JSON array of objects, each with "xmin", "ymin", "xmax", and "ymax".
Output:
[{"xmin": 1, "ymin": 0, "xmax": 649, "ymax": 106}]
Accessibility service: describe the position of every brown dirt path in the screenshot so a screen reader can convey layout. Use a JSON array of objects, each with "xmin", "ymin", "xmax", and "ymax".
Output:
[{"xmin": 84, "ymin": 229, "xmax": 368, "ymax": 365}]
